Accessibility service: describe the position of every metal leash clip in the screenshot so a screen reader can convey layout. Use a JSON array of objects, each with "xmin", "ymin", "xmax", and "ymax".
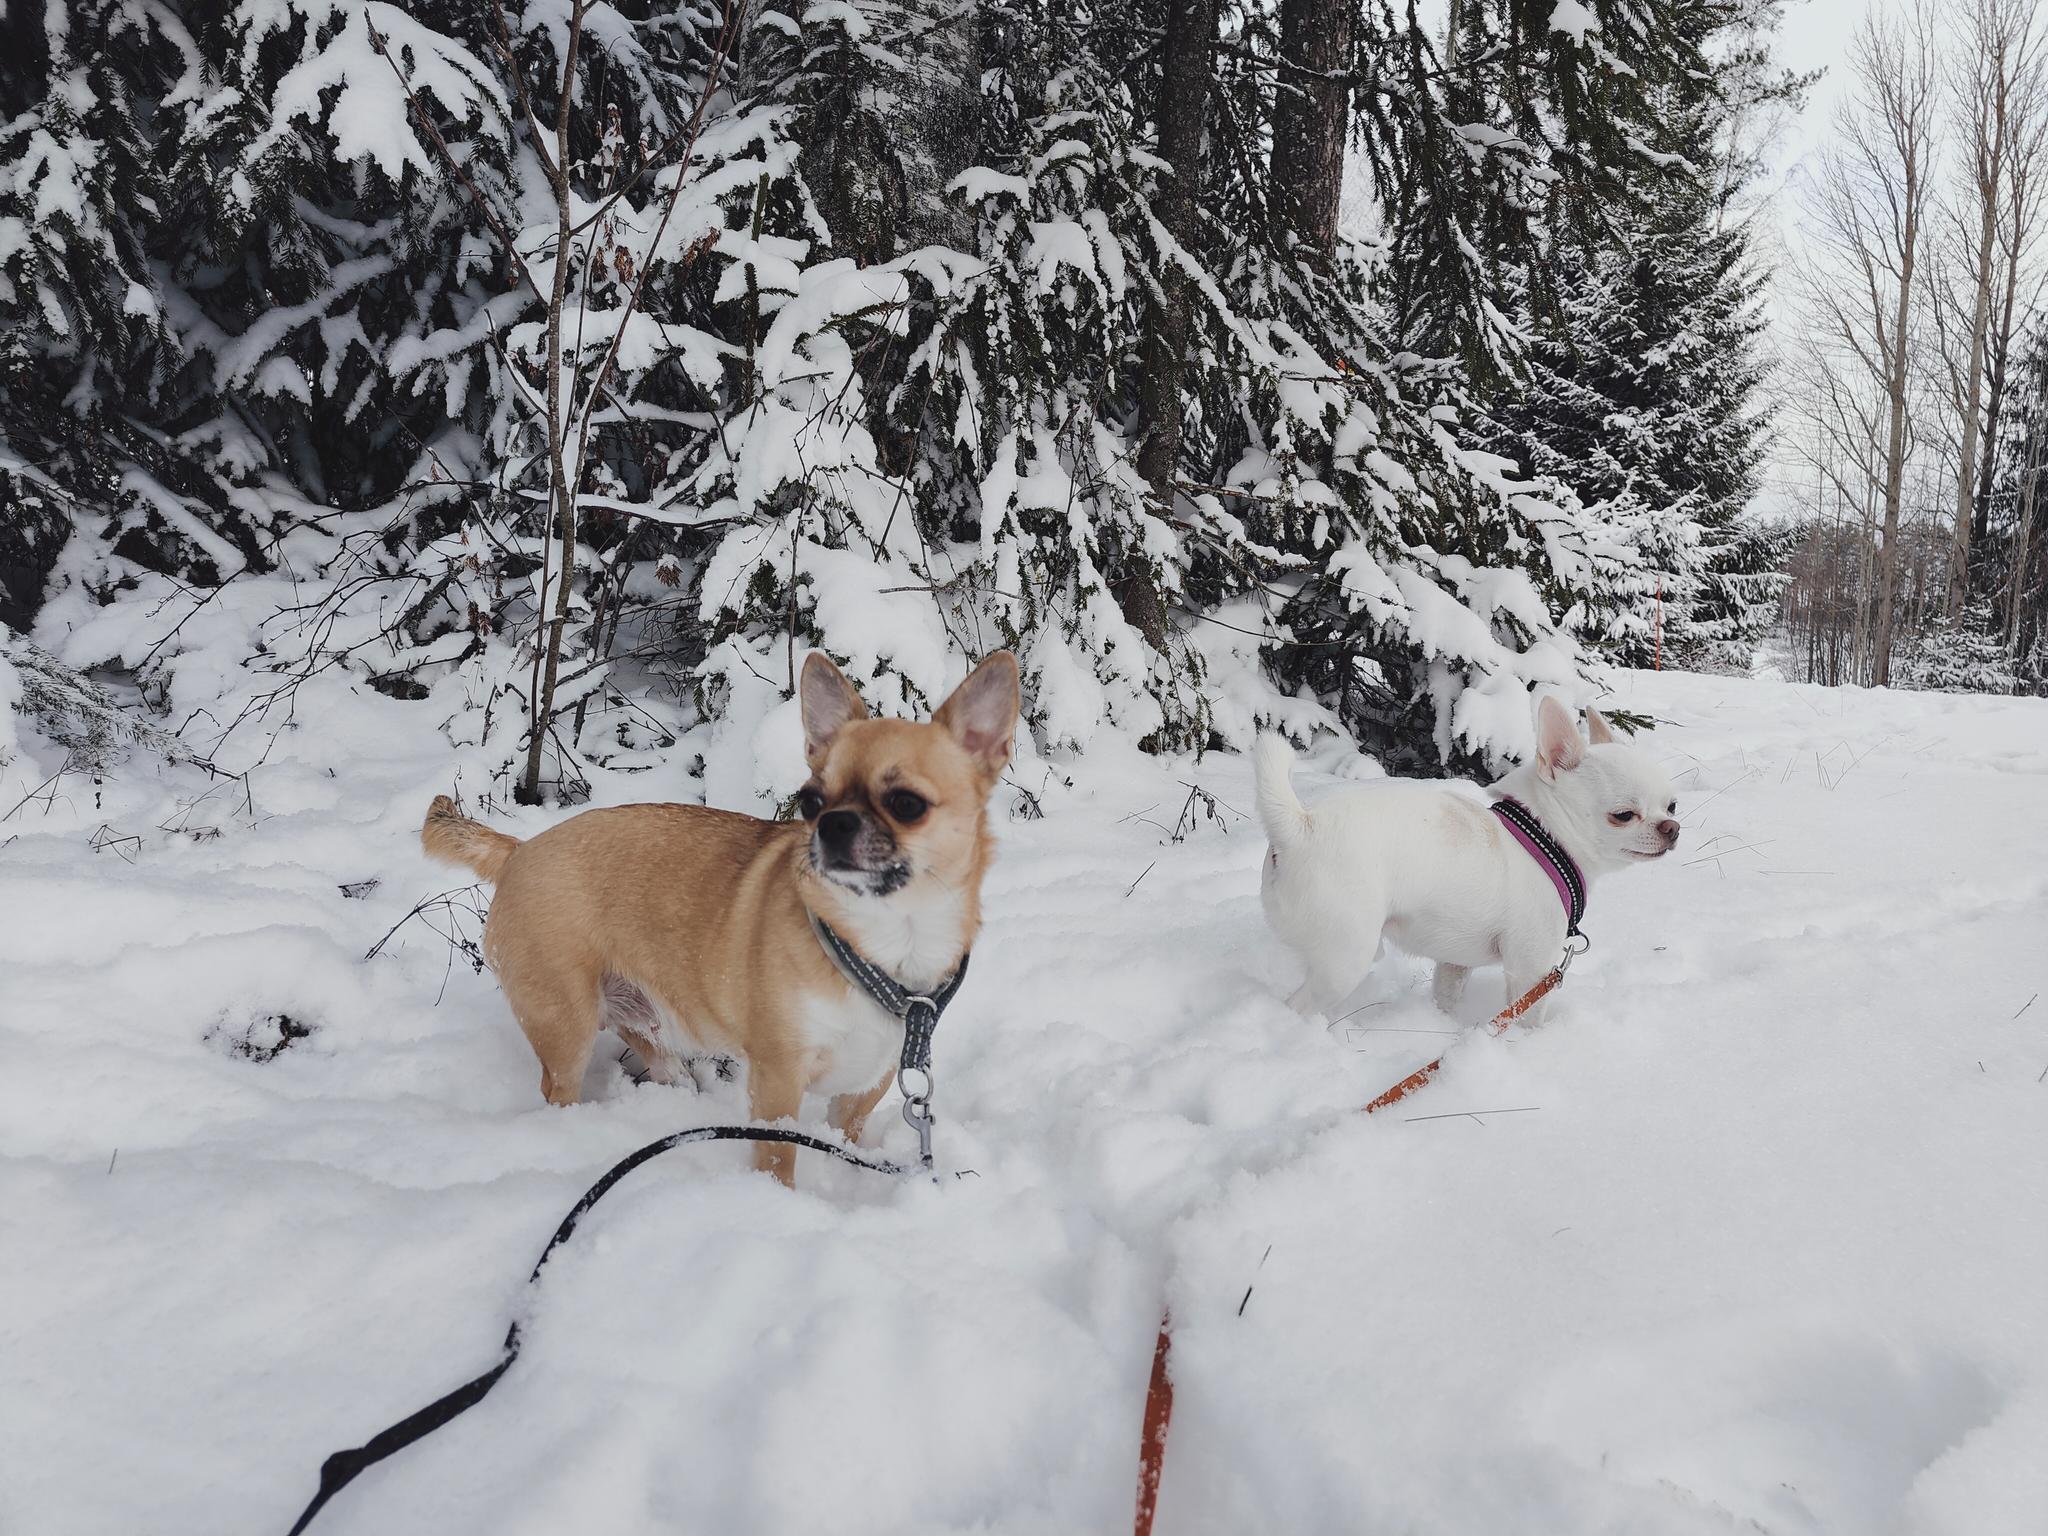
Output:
[
  {"xmin": 896, "ymin": 1062, "xmax": 935, "ymax": 1171},
  {"xmin": 1559, "ymin": 930, "xmax": 1592, "ymax": 975}
]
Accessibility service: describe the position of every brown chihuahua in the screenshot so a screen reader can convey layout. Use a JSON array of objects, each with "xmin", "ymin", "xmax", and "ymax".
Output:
[{"xmin": 421, "ymin": 650, "xmax": 1020, "ymax": 1186}]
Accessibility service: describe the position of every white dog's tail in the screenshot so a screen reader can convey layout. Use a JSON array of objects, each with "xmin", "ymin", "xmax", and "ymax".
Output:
[{"xmin": 1251, "ymin": 733, "xmax": 1311, "ymax": 850}]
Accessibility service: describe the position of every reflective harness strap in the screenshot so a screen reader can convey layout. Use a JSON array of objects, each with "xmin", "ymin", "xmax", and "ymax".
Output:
[
  {"xmin": 806, "ymin": 912, "xmax": 970, "ymax": 1173},
  {"xmin": 1490, "ymin": 796, "xmax": 1587, "ymax": 936}
]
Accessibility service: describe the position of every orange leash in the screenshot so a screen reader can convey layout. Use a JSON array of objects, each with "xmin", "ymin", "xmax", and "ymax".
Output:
[
  {"xmin": 1130, "ymin": 955, "xmax": 1576, "ymax": 1535},
  {"xmin": 1132, "ymin": 1323, "xmax": 1175, "ymax": 1536}
]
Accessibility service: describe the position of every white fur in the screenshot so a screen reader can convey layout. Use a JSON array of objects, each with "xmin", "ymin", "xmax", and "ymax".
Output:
[
  {"xmin": 800, "ymin": 987, "xmax": 910, "ymax": 1098},
  {"xmin": 829, "ymin": 879, "xmax": 969, "ymax": 994},
  {"xmin": 1254, "ymin": 697, "xmax": 1680, "ymax": 1023}
]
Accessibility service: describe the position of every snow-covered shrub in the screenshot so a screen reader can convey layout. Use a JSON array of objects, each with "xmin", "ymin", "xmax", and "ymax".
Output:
[
  {"xmin": 4, "ymin": 0, "xmax": 1721, "ymax": 791},
  {"xmin": 1479, "ymin": 0, "xmax": 1795, "ymax": 678},
  {"xmin": 1892, "ymin": 607, "xmax": 2020, "ymax": 696}
]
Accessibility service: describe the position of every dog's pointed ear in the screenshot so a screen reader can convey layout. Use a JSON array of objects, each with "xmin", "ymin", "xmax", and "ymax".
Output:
[
  {"xmin": 1586, "ymin": 708, "xmax": 1615, "ymax": 746},
  {"xmin": 801, "ymin": 652, "xmax": 869, "ymax": 768},
  {"xmin": 934, "ymin": 651, "xmax": 1021, "ymax": 777},
  {"xmin": 1535, "ymin": 694, "xmax": 1585, "ymax": 780}
]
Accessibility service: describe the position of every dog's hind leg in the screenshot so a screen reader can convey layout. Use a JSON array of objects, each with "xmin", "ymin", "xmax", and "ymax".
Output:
[
  {"xmin": 520, "ymin": 995, "xmax": 600, "ymax": 1105},
  {"xmin": 1290, "ymin": 948, "xmax": 1378, "ymax": 1021},
  {"xmin": 499, "ymin": 958, "xmax": 603, "ymax": 1105},
  {"xmin": 1286, "ymin": 907, "xmax": 1386, "ymax": 1020}
]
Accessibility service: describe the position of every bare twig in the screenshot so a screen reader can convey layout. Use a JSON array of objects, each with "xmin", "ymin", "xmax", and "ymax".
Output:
[{"xmin": 1402, "ymin": 1107, "xmax": 1543, "ymax": 1124}]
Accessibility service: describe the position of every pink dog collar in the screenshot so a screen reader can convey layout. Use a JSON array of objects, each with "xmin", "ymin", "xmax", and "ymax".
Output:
[{"xmin": 1490, "ymin": 797, "xmax": 1586, "ymax": 935}]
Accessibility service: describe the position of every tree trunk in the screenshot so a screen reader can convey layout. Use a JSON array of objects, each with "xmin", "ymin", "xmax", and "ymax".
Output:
[
  {"xmin": 1871, "ymin": 191, "xmax": 1919, "ymax": 687},
  {"xmin": 893, "ymin": 0, "xmax": 983, "ymax": 252},
  {"xmin": 518, "ymin": 4, "xmax": 587, "ymax": 806},
  {"xmin": 1947, "ymin": 193, "xmax": 2000, "ymax": 615},
  {"xmin": 1127, "ymin": 0, "xmax": 1216, "ymax": 651},
  {"xmin": 1270, "ymin": 0, "xmax": 1352, "ymax": 257},
  {"xmin": 2011, "ymin": 414, "xmax": 2042, "ymax": 652},
  {"xmin": 0, "ymin": 485, "xmax": 68, "ymax": 633},
  {"xmin": 1973, "ymin": 267, "xmax": 2017, "ymax": 549}
]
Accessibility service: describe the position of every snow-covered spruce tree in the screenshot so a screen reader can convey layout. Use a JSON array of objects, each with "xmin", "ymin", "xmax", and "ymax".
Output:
[
  {"xmin": 1, "ymin": 1, "xmax": 543, "ymax": 592},
  {"xmin": 0, "ymin": 0, "xmax": 240, "ymax": 604},
  {"xmin": 683, "ymin": 0, "xmax": 1704, "ymax": 776},
  {"xmin": 1891, "ymin": 602, "xmax": 2020, "ymax": 694},
  {"xmin": 1982, "ymin": 319, "xmax": 2048, "ymax": 684},
  {"xmin": 8, "ymin": 0, "xmax": 1724, "ymax": 791},
  {"xmin": 2, "ymin": 0, "xmax": 796, "ymax": 796},
  {"xmin": 1478, "ymin": 0, "xmax": 1794, "ymax": 674},
  {"xmin": 1243, "ymin": 0, "xmax": 1702, "ymax": 765}
]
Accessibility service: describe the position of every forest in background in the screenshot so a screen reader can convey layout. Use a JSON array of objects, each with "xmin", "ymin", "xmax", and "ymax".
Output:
[
  {"xmin": 1777, "ymin": 0, "xmax": 2048, "ymax": 696},
  {"xmin": 0, "ymin": 0, "xmax": 1860, "ymax": 808}
]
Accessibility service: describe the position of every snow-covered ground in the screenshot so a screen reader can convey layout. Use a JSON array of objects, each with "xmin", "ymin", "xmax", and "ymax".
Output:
[{"xmin": 3, "ymin": 665, "xmax": 2046, "ymax": 1535}]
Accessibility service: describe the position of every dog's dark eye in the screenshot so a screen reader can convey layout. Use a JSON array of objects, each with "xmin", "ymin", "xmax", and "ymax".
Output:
[
  {"xmin": 883, "ymin": 789, "xmax": 928, "ymax": 823},
  {"xmin": 1667, "ymin": 801, "xmax": 1677, "ymax": 814},
  {"xmin": 796, "ymin": 787, "xmax": 825, "ymax": 821},
  {"xmin": 1609, "ymin": 810, "xmax": 1637, "ymax": 825}
]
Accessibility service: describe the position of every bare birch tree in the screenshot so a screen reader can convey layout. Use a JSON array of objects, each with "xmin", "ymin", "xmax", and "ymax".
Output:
[
  {"xmin": 1936, "ymin": 0, "xmax": 2048, "ymax": 614},
  {"xmin": 1970, "ymin": 33, "xmax": 2048, "ymax": 578},
  {"xmin": 1795, "ymin": 5, "xmax": 1940, "ymax": 685}
]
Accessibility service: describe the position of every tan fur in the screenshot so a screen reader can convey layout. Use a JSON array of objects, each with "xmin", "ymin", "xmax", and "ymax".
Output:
[
  {"xmin": 420, "ymin": 652, "xmax": 1020, "ymax": 1187},
  {"xmin": 421, "ymin": 794, "xmax": 520, "ymax": 884}
]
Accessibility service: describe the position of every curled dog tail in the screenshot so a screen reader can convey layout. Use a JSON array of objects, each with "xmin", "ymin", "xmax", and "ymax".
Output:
[
  {"xmin": 1251, "ymin": 733, "xmax": 1311, "ymax": 851},
  {"xmin": 421, "ymin": 795, "xmax": 520, "ymax": 884}
]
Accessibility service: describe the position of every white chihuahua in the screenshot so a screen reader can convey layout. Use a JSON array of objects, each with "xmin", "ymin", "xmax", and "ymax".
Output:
[{"xmin": 1253, "ymin": 695, "xmax": 1679, "ymax": 1023}]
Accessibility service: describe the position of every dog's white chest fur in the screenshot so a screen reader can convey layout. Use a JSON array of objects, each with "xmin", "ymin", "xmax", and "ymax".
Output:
[
  {"xmin": 799, "ymin": 988, "xmax": 904, "ymax": 1098},
  {"xmin": 798, "ymin": 882, "xmax": 966, "ymax": 1098}
]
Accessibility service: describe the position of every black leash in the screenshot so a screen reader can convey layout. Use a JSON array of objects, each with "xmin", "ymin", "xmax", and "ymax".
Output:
[
  {"xmin": 284, "ymin": 1126, "xmax": 903, "ymax": 1535},
  {"xmin": 285, "ymin": 923, "xmax": 971, "ymax": 1535}
]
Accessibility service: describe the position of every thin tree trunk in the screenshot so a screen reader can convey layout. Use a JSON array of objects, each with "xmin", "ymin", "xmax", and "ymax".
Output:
[
  {"xmin": 1976, "ymin": 53, "xmax": 2048, "ymax": 558},
  {"xmin": 1270, "ymin": 0, "xmax": 1352, "ymax": 257},
  {"xmin": 1972, "ymin": 235, "xmax": 2022, "ymax": 544},
  {"xmin": 2011, "ymin": 414, "xmax": 2042, "ymax": 652},
  {"xmin": 1947, "ymin": 194, "xmax": 1999, "ymax": 614},
  {"xmin": 519, "ymin": 2, "xmax": 588, "ymax": 805},
  {"xmin": 1946, "ymin": 0, "xmax": 2048, "ymax": 613},
  {"xmin": 1872, "ymin": 204, "xmax": 1918, "ymax": 687},
  {"xmin": 1128, "ymin": 0, "xmax": 1216, "ymax": 651}
]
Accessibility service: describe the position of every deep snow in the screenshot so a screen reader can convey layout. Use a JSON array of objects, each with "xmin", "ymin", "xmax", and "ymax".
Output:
[{"xmin": 3, "ymin": 665, "xmax": 2046, "ymax": 1534}]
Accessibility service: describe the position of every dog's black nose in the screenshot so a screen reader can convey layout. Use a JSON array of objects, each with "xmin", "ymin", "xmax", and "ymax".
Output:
[{"xmin": 818, "ymin": 809, "xmax": 860, "ymax": 853}]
